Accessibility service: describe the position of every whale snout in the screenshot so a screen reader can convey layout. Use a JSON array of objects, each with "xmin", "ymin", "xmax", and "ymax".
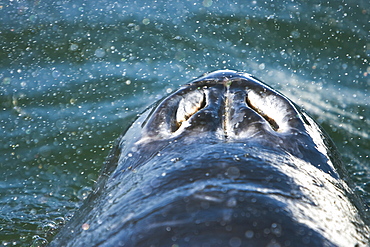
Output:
[
  {"xmin": 49, "ymin": 70, "xmax": 369, "ymax": 247},
  {"xmin": 143, "ymin": 70, "xmax": 306, "ymax": 141},
  {"xmin": 137, "ymin": 70, "xmax": 339, "ymax": 177}
]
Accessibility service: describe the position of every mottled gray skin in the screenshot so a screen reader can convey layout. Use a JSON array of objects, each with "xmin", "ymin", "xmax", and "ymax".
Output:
[{"xmin": 50, "ymin": 70, "xmax": 369, "ymax": 247}]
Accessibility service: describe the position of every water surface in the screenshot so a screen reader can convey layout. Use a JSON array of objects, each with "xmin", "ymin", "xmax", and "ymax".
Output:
[{"xmin": 0, "ymin": 0, "xmax": 369, "ymax": 246}]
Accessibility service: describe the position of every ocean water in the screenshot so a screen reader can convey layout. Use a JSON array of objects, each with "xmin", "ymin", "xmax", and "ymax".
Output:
[{"xmin": 0, "ymin": 0, "xmax": 369, "ymax": 246}]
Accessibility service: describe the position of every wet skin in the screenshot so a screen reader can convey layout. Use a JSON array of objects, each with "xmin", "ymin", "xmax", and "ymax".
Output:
[{"xmin": 49, "ymin": 70, "xmax": 369, "ymax": 246}]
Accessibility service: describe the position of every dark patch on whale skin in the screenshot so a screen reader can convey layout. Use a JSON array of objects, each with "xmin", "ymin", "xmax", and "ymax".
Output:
[{"xmin": 49, "ymin": 70, "xmax": 369, "ymax": 247}]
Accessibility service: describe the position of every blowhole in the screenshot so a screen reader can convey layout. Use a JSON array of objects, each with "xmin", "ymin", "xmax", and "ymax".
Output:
[
  {"xmin": 245, "ymin": 97, "xmax": 280, "ymax": 131},
  {"xmin": 173, "ymin": 91, "xmax": 206, "ymax": 132}
]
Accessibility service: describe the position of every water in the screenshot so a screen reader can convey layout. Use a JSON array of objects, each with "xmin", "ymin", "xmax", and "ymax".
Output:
[{"xmin": 0, "ymin": 0, "xmax": 369, "ymax": 245}]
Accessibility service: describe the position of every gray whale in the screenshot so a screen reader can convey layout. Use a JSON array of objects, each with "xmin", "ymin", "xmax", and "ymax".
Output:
[{"xmin": 49, "ymin": 70, "xmax": 369, "ymax": 246}]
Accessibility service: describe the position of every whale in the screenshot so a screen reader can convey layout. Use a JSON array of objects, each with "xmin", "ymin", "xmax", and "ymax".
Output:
[{"xmin": 49, "ymin": 70, "xmax": 369, "ymax": 246}]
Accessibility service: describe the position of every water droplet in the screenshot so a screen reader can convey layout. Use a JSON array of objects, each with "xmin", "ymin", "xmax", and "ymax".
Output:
[
  {"xmin": 245, "ymin": 230, "xmax": 254, "ymax": 239},
  {"xmin": 37, "ymin": 220, "xmax": 58, "ymax": 237},
  {"xmin": 39, "ymin": 145, "xmax": 52, "ymax": 157},
  {"xmin": 52, "ymin": 70, "xmax": 61, "ymax": 78},
  {"xmin": 226, "ymin": 197, "xmax": 237, "ymax": 207},
  {"xmin": 290, "ymin": 30, "xmax": 300, "ymax": 39},
  {"xmin": 271, "ymin": 223, "xmax": 282, "ymax": 236},
  {"xmin": 267, "ymin": 239, "xmax": 282, "ymax": 247},
  {"xmin": 229, "ymin": 237, "xmax": 241, "ymax": 247},
  {"xmin": 81, "ymin": 223, "xmax": 90, "ymax": 230},
  {"xmin": 70, "ymin": 43, "xmax": 79, "ymax": 51},
  {"xmin": 142, "ymin": 18, "xmax": 150, "ymax": 25},
  {"xmin": 54, "ymin": 217, "xmax": 66, "ymax": 226},
  {"xmin": 31, "ymin": 235, "xmax": 48, "ymax": 247},
  {"xmin": 203, "ymin": 0, "xmax": 213, "ymax": 7},
  {"xmin": 29, "ymin": 14, "xmax": 37, "ymax": 22},
  {"xmin": 2, "ymin": 77, "xmax": 11, "ymax": 84},
  {"xmin": 94, "ymin": 48, "xmax": 106, "ymax": 58},
  {"xmin": 226, "ymin": 166, "xmax": 240, "ymax": 179},
  {"xmin": 77, "ymin": 186, "xmax": 92, "ymax": 200},
  {"xmin": 170, "ymin": 157, "xmax": 180, "ymax": 163},
  {"xmin": 141, "ymin": 185, "xmax": 152, "ymax": 195},
  {"xmin": 233, "ymin": 155, "xmax": 240, "ymax": 161}
]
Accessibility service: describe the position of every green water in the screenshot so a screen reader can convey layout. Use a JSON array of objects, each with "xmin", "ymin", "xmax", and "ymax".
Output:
[{"xmin": 0, "ymin": 0, "xmax": 369, "ymax": 246}]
